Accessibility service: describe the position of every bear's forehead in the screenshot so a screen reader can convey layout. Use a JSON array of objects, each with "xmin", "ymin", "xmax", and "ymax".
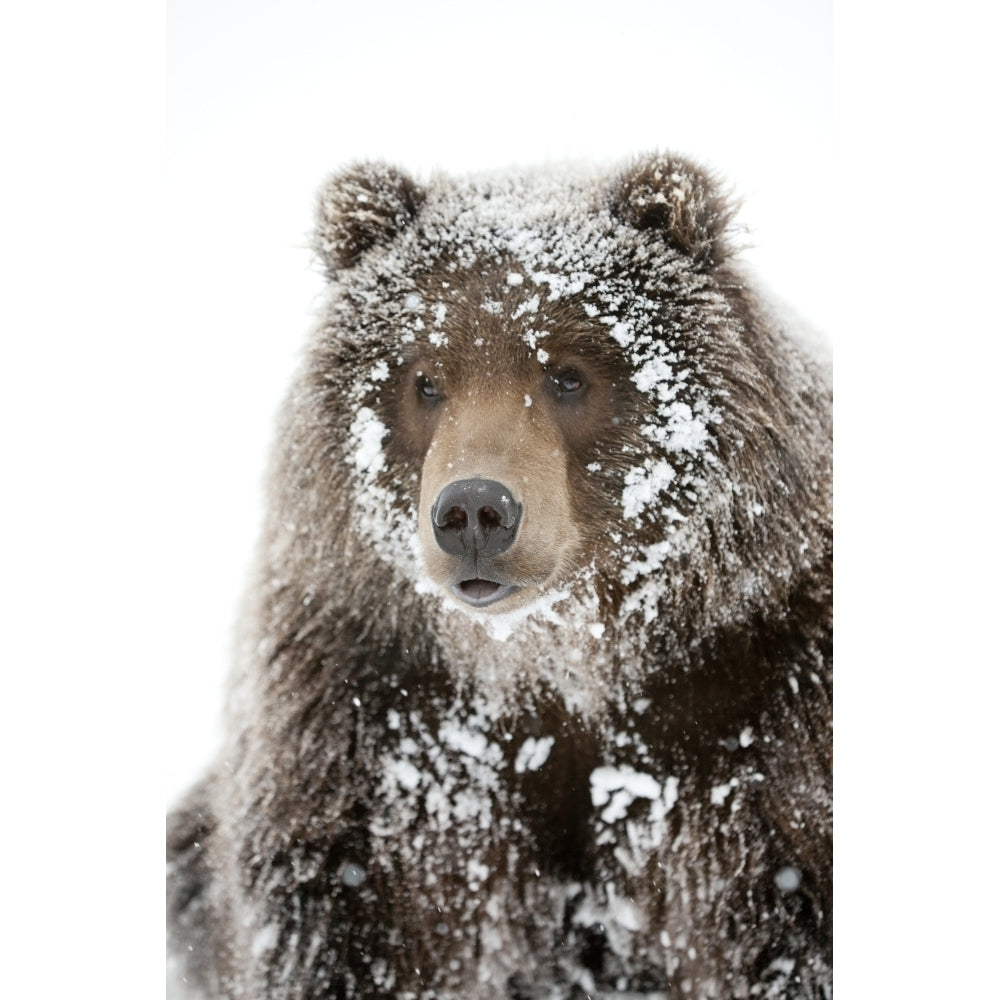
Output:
[
  {"xmin": 384, "ymin": 260, "xmax": 667, "ymax": 381},
  {"xmin": 346, "ymin": 182, "xmax": 695, "ymax": 355},
  {"xmin": 350, "ymin": 168, "xmax": 671, "ymax": 297},
  {"xmin": 416, "ymin": 174, "xmax": 627, "ymax": 280},
  {"xmin": 426, "ymin": 168, "xmax": 603, "ymax": 229},
  {"xmin": 331, "ymin": 167, "xmax": 727, "ymax": 430}
]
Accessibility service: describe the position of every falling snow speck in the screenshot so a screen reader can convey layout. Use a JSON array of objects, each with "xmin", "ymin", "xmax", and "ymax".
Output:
[
  {"xmin": 341, "ymin": 863, "xmax": 367, "ymax": 887},
  {"xmin": 774, "ymin": 866, "xmax": 801, "ymax": 893}
]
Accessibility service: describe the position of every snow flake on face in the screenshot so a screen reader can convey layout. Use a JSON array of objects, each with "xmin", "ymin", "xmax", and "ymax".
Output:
[
  {"xmin": 349, "ymin": 406, "xmax": 388, "ymax": 477},
  {"xmin": 345, "ymin": 404, "xmax": 420, "ymax": 577},
  {"xmin": 427, "ymin": 301, "xmax": 449, "ymax": 346},
  {"xmin": 603, "ymin": 318, "xmax": 634, "ymax": 348},
  {"xmin": 619, "ymin": 539, "xmax": 675, "ymax": 586},
  {"xmin": 621, "ymin": 460, "xmax": 677, "ymax": 520},
  {"xmin": 632, "ymin": 355, "xmax": 681, "ymax": 398},
  {"xmin": 530, "ymin": 269, "xmax": 591, "ymax": 301},
  {"xmin": 656, "ymin": 401, "xmax": 712, "ymax": 454},
  {"xmin": 620, "ymin": 396, "xmax": 718, "ymax": 530},
  {"xmin": 511, "ymin": 294, "xmax": 540, "ymax": 320},
  {"xmin": 471, "ymin": 585, "xmax": 573, "ymax": 644},
  {"xmin": 521, "ymin": 326, "xmax": 550, "ymax": 354}
]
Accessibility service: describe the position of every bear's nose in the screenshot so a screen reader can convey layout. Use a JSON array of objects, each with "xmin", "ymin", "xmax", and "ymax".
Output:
[{"xmin": 430, "ymin": 478, "xmax": 522, "ymax": 557}]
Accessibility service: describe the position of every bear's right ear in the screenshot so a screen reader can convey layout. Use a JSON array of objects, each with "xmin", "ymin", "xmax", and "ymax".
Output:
[
  {"xmin": 314, "ymin": 163, "xmax": 425, "ymax": 274},
  {"xmin": 608, "ymin": 154, "xmax": 739, "ymax": 268}
]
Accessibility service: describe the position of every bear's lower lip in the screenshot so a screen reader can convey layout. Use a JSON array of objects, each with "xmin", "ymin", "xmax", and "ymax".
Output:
[{"xmin": 453, "ymin": 578, "xmax": 517, "ymax": 607}]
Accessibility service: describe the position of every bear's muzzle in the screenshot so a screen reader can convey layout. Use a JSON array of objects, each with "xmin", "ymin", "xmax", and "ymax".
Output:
[{"xmin": 430, "ymin": 477, "xmax": 522, "ymax": 607}]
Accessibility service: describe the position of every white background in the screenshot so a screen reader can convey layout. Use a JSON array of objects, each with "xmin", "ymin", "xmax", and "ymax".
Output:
[{"xmin": 2, "ymin": 2, "xmax": 997, "ymax": 998}]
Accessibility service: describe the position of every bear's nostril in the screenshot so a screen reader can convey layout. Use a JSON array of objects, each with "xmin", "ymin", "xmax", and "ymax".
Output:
[
  {"xmin": 440, "ymin": 506, "xmax": 468, "ymax": 531},
  {"xmin": 478, "ymin": 506, "xmax": 502, "ymax": 531}
]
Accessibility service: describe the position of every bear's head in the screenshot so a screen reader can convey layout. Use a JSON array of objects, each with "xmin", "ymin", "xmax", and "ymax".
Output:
[{"xmin": 299, "ymin": 156, "xmax": 828, "ymax": 654}]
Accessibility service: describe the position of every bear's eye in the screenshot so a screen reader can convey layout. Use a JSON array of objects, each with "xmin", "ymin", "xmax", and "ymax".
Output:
[
  {"xmin": 415, "ymin": 373, "xmax": 440, "ymax": 401},
  {"xmin": 548, "ymin": 368, "xmax": 585, "ymax": 398}
]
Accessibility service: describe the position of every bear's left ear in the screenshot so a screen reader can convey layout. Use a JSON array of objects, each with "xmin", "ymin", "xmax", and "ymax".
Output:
[
  {"xmin": 608, "ymin": 154, "xmax": 739, "ymax": 268},
  {"xmin": 314, "ymin": 162, "xmax": 426, "ymax": 275}
]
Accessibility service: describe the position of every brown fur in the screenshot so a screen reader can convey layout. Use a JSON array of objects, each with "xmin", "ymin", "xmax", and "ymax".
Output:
[{"xmin": 168, "ymin": 155, "xmax": 832, "ymax": 1000}]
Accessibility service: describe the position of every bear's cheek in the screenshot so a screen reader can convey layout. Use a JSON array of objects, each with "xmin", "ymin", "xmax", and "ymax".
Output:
[{"xmin": 414, "ymin": 395, "xmax": 581, "ymax": 612}]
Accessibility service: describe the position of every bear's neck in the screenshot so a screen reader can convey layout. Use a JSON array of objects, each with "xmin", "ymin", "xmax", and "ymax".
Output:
[{"xmin": 422, "ymin": 567, "xmax": 830, "ymax": 743}]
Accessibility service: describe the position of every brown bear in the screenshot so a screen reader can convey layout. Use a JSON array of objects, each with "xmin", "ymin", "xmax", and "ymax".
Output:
[{"xmin": 167, "ymin": 154, "xmax": 832, "ymax": 1000}]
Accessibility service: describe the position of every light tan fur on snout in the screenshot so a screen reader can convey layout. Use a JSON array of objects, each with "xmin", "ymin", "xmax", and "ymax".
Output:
[{"xmin": 417, "ymin": 386, "xmax": 580, "ymax": 613}]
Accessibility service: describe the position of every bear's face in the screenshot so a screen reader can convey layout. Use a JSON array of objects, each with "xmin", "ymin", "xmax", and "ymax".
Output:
[
  {"xmin": 309, "ymin": 160, "xmax": 817, "ymax": 634},
  {"xmin": 402, "ymin": 268, "xmax": 634, "ymax": 612}
]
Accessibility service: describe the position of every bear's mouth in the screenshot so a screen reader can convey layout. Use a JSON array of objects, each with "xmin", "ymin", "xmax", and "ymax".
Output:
[{"xmin": 453, "ymin": 578, "xmax": 518, "ymax": 608}]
